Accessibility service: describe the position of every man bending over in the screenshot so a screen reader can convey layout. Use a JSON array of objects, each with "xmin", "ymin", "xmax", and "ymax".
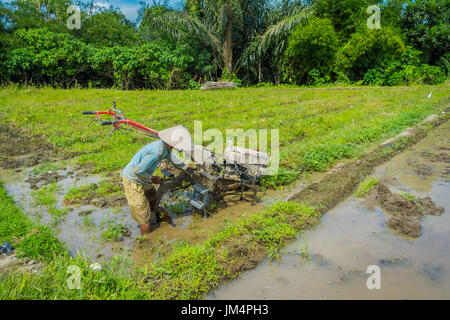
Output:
[{"xmin": 122, "ymin": 126, "xmax": 193, "ymax": 235}]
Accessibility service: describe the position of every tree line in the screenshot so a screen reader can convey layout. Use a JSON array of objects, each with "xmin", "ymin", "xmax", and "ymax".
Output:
[{"xmin": 0, "ymin": 0, "xmax": 448, "ymax": 89}]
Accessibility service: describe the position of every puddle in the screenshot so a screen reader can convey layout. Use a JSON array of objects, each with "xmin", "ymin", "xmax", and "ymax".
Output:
[
  {"xmin": 0, "ymin": 165, "xmax": 141, "ymax": 262},
  {"xmin": 209, "ymin": 121, "xmax": 450, "ymax": 300}
]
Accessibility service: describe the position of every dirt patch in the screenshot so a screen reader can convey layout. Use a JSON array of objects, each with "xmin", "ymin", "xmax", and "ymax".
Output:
[
  {"xmin": 217, "ymin": 235, "xmax": 266, "ymax": 276},
  {"xmin": 64, "ymin": 182, "xmax": 128, "ymax": 209},
  {"xmin": 421, "ymin": 152, "xmax": 450, "ymax": 163},
  {"xmin": 26, "ymin": 171, "xmax": 65, "ymax": 189},
  {"xmin": 364, "ymin": 183, "xmax": 444, "ymax": 238},
  {"xmin": 418, "ymin": 197, "xmax": 445, "ymax": 216},
  {"xmin": 0, "ymin": 253, "xmax": 42, "ymax": 275},
  {"xmin": 0, "ymin": 124, "xmax": 54, "ymax": 169}
]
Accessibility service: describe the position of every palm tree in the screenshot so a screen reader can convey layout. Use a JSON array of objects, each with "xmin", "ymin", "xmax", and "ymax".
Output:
[
  {"xmin": 237, "ymin": 5, "xmax": 312, "ymax": 84},
  {"xmin": 141, "ymin": 0, "xmax": 311, "ymax": 82},
  {"xmin": 142, "ymin": 0, "xmax": 242, "ymax": 77}
]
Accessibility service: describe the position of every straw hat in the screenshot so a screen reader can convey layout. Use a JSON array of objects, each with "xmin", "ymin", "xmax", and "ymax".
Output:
[{"xmin": 158, "ymin": 125, "xmax": 193, "ymax": 153}]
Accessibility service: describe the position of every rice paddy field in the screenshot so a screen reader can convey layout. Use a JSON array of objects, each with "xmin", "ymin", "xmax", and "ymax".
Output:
[{"xmin": 0, "ymin": 84, "xmax": 449, "ymax": 299}]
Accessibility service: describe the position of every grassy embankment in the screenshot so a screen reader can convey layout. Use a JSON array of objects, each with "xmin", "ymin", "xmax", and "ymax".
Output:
[{"xmin": 0, "ymin": 85, "xmax": 449, "ymax": 299}]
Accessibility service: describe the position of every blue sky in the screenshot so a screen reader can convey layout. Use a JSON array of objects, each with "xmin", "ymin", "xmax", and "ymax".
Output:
[
  {"xmin": 2, "ymin": 0, "xmax": 184, "ymax": 21},
  {"xmin": 96, "ymin": 0, "xmax": 183, "ymax": 21}
]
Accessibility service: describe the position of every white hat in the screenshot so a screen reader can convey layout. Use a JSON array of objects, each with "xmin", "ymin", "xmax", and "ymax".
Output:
[{"xmin": 158, "ymin": 125, "xmax": 193, "ymax": 153}]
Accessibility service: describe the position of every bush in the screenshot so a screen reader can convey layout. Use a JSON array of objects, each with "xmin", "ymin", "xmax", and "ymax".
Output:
[
  {"xmin": 363, "ymin": 47, "xmax": 447, "ymax": 86},
  {"xmin": 284, "ymin": 17, "xmax": 339, "ymax": 85},
  {"xmin": 335, "ymin": 27, "xmax": 406, "ymax": 82},
  {"xmin": 3, "ymin": 28, "xmax": 213, "ymax": 89},
  {"xmin": 401, "ymin": 0, "xmax": 450, "ymax": 65}
]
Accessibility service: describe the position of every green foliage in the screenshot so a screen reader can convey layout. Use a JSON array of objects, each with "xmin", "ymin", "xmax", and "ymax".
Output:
[
  {"xmin": 284, "ymin": 17, "xmax": 339, "ymax": 85},
  {"xmin": 3, "ymin": 27, "xmax": 211, "ymax": 89},
  {"xmin": 334, "ymin": 27, "xmax": 406, "ymax": 82},
  {"xmin": 313, "ymin": 0, "xmax": 371, "ymax": 38},
  {"xmin": 401, "ymin": 0, "xmax": 450, "ymax": 65},
  {"xmin": 355, "ymin": 177, "xmax": 379, "ymax": 197},
  {"xmin": 363, "ymin": 47, "xmax": 447, "ymax": 86}
]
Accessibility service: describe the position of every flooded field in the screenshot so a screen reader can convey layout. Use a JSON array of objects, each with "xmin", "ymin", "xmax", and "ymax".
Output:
[
  {"xmin": 0, "ymin": 152, "xmax": 320, "ymax": 265},
  {"xmin": 0, "ymin": 165, "xmax": 138, "ymax": 261},
  {"xmin": 209, "ymin": 120, "xmax": 450, "ymax": 300}
]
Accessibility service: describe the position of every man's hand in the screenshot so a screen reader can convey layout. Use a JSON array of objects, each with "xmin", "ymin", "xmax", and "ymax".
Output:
[{"xmin": 151, "ymin": 176, "xmax": 163, "ymax": 184}]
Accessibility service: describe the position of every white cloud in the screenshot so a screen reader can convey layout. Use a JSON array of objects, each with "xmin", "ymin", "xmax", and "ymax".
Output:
[
  {"xmin": 118, "ymin": 3, "xmax": 140, "ymax": 21},
  {"xmin": 94, "ymin": 2, "xmax": 110, "ymax": 9}
]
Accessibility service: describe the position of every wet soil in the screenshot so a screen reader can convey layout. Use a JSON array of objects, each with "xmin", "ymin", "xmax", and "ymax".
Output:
[
  {"xmin": 210, "ymin": 116, "xmax": 450, "ymax": 300},
  {"xmin": 365, "ymin": 183, "xmax": 444, "ymax": 238},
  {"xmin": 0, "ymin": 253, "xmax": 42, "ymax": 275},
  {"xmin": 0, "ymin": 124, "xmax": 54, "ymax": 169},
  {"xmin": 26, "ymin": 171, "xmax": 66, "ymax": 189}
]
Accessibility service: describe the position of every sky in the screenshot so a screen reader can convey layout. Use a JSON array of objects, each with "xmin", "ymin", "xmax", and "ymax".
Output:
[
  {"xmin": 2, "ymin": 0, "xmax": 184, "ymax": 22},
  {"xmin": 95, "ymin": 0, "xmax": 183, "ymax": 21}
]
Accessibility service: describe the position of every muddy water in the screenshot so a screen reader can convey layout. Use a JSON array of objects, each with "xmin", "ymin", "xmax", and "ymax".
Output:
[
  {"xmin": 209, "ymin": 121, "xmax": 450, "ymax": 300},
  {"xmin": 0, "ymin": 166, "xmax": 140, "ymax": 261},
  {"xmin": 0, "ymin": 149, "xmax": 325, "ymax": 265}
]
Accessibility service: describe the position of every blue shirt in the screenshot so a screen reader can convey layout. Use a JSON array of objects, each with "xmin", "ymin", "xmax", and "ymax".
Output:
[{"xmin": 123, "ymin": 140, "xmax": 187, "ymax": 185}]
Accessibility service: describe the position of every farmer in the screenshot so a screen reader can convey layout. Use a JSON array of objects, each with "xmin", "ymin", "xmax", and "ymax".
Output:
[{"xmin": 122, "ymin": 125, "xmax": 194, "ymax": 235}]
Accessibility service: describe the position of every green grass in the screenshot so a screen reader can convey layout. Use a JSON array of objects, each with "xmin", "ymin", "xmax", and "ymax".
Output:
[
  {"xmin": 0, "ymin": 85, "xmax": 448, "ymax": 185},
  {"xmin": 400, "ymin": 191, "xmax": 417, "ymax": 201},
  {"xmin": 31, "ymin": 162, "xmax": 58, "ymax": 176},
  {"xmin": 101, "ymin": 220, "xmax": 129, "ymax": 242},
  {"xmin": 64, "ymin": 180, "xmax": 121, "ymax": 204},
  {"xmin": 0, "ymin": 183, "xmax": 66, "ymax": 261},
  {"xmin": 355, "ymin": 177, "xmax": 379, "ymax": 197},
  {"xmin": 31, "ymin": 182, "xmax": 69, "ymax": 224},
  {"xmin": 80, "ymin": 215, "xmax": 96, "ymax": 230},
  {"xmin": 32, "ymin": 182, "xmax": 59, "ymax": 206}
]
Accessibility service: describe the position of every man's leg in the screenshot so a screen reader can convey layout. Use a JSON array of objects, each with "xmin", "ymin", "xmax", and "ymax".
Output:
[
  {"xmin": 140, "ymin": 223, "xmax": 151, "ymax": 235},
  {"xmin": 123, "ymin": 176, "xmax": 152, "ymax": 236}
]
